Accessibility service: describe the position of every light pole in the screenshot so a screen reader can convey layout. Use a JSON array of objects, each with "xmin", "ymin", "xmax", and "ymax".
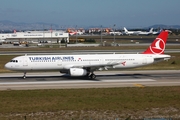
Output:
[
  {"xmin": 51, "ymin": 24, "xmax": 52, "ymax": 47},
  {"xmin": 75, "ymin": 25, "xmax": 77, "ymax": 44},
  {"xmin": 43, "ymin": 24, "xmax": 44, "ymax": 43},
  {"xmin": 113, "ymin": 24, "xmax": 116, "ymax": 45},
  {"xmin": 100, "ymin": 25, "xmax": 102, "ymax": 45},
  {"xmin": 51, "ymin": 24, "xmax": 52, "ymax": 38}
]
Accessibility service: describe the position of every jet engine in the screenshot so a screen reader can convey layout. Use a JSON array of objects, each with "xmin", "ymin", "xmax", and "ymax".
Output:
[{"xmin": 69, "ymin": 68, "xmax": 87, "ymax": 76}]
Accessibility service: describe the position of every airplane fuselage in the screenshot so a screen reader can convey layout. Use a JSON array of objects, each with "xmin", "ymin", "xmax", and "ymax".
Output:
[{"xmin": 5, "ymin": 54, "xmax": 170, "ymax": 71}]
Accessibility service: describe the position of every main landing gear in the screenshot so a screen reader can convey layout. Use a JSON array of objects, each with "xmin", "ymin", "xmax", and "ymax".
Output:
[
  {"xmin": 89, "ymin": 73, "xmax": 96, "ymax": 79},
  {"xmin": 86, "ymin": 71, "xmax": 96, "ymax": 79},
  {"xmin": 86, "ymin": 68, "xmax": 96, "ymax": 79}
]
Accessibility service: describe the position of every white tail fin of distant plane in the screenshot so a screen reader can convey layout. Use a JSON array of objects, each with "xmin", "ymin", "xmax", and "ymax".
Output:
[
  {"xmin": 143, "ymin": 30, "xmax": 169, "ymax": 54},
  {"xmin": 123, "ymin": 27, "xmax": 128, "ymax": 32},
  {"xmin": 149, "ymin": 28, "xmax": 153, "ymax": 33}
]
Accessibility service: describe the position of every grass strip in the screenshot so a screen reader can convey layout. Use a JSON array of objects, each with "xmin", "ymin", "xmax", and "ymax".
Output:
[{"xmin": 0, "ymin": 87, "xmax": 180, "ymax": 113}]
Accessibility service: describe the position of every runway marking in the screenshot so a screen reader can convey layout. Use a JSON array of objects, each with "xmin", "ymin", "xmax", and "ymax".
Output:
[
  {"xmin": 103, "ymin": 79, "xmax": 155, "ymax": 82},
  {"xmin": 134, "ymin": 84, "xmax": 145, "ymax": 88},
  {"xmin": 0, "ymin": 79, "xmax": 155, "ymax": 85}
]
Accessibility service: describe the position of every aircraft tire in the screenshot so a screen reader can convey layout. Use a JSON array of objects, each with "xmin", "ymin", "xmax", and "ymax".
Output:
[{"xmin": 90, "ymin": 74, "xmax": 96, "ymax": 79}]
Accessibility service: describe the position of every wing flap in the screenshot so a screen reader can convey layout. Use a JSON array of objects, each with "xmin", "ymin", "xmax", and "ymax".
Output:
[{"xmin": 72, "ymin": 61, "xmax": 120, "ymax": 69}]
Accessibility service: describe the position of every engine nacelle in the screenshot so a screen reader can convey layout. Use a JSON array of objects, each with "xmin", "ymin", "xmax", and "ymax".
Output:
[{"xmin": 69, "ymin": 68, "xmax": 87, "ymax": 76}]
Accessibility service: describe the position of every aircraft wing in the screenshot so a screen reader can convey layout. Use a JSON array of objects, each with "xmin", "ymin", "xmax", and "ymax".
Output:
[{"xmin": 71, "ymin": 61, "xmax": 121, "ymax": 70}]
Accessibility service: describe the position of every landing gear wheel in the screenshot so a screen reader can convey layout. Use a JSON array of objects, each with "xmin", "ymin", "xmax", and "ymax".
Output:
[
  {"xmin": 23, "ymin": 72, "xmax": 26, "ymax": 79},
  {"xmin": 90, "ymin": 74, "xmax": 96, "ymax": 79}
]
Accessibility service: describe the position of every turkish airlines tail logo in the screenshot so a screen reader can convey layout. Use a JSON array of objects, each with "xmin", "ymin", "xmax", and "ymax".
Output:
[{"xmin": 143, "ymin": 30, "xmax": 169, "ymax": 54}]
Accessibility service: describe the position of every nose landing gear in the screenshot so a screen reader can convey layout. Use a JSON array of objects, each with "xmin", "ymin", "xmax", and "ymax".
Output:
[{"xmin": 23, "ymin": 72, "xmax": 26, "ymax": 79}]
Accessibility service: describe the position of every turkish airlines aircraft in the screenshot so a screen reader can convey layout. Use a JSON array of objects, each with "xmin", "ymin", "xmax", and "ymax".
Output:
[{"xmin": 5, "ymin": 30, "xmax": 171, "ymax": 79}]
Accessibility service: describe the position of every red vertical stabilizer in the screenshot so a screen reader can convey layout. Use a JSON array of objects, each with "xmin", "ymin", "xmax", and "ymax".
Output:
[{"xmin": 143, "ymin": 30, "xmax": 169, "ymax": 54}]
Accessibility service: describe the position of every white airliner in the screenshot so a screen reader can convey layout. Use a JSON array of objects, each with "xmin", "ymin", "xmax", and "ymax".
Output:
[
  {"xmin": 138, "ymin": 28, "xmax": 154, "ymax": 35},
  {"xmin": 109, "ymin": 31, "xmax": 122, "ymax": 35},
  {"xmin": 152, "ymin": 29, "xmax": 163, "ymax": 35},
  {"xmin": 69, "ymin": 31, "xmax": 84, "ymax": 36},
  {"xmin": 5, "ymin": 30, "xmax": 171, "ymax": 79},
  {"xmin": 123, "ymin": 27, "xmax": 141, "ymax": 35}
]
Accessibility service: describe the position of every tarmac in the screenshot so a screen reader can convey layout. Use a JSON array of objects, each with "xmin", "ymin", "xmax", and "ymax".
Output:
[{"xmin": 0, "ymin": 70, "xmax": 179, "ymax": 90}]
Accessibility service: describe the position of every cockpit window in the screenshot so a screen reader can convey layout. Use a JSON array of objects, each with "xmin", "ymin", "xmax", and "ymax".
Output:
[{"xmin": 10, "ymin": 60, "xmax": 18, "ymax": 63}]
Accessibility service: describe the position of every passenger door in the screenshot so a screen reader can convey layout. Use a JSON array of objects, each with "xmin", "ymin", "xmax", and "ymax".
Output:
[{"xmin": 23, "ymin": 56, "xmax": 28, "ymax": 66}]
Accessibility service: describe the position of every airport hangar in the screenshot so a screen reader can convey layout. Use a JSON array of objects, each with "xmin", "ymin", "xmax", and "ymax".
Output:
[{"xmin": 0, "ymin": 30, "xmax": 69, "ymax": 45}]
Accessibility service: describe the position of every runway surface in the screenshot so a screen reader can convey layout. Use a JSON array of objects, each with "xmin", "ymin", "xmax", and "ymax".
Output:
[{"xmin": 0, "ymin": 70, "xmax": 180, "ymax": 90}]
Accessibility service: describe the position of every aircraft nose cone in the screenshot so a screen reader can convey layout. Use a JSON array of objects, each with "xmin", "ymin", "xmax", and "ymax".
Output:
[{"xmin": 5, "ymin": 63, "xmax": 11, "ymax": 70}]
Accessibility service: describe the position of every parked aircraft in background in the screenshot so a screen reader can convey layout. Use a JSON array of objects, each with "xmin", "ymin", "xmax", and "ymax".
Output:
[
  {"xmin": 67, "ymin": 28, "xmax": 84, "ymax": 36},
  {"xmin": 138, "ymin": 28, "xmax": 154, "ymax": 35},
  {"xmin": 152, "ymin": 29, "xmax": 163, "ymax": 35},
  {"xmin": 76, "ymin": 31, "xmax": 84, "ymax": 35},
  {"xmin": 123, "ymin": 27, "xmax": 141, "ymax": 35},
  {"xmin": 69, "ymin": 31, "xmax": 77, "ymax": 36},
  {"xmin": 68, "ymin": 31, "xmax": 84, "ymax": 36},
  {"xmin": 109, "ymin": 31, "xmax": 122, "ymax": 35},
  {"xmin": 5, "ymin": 30, "xmax": 170, "ymax": 79}
]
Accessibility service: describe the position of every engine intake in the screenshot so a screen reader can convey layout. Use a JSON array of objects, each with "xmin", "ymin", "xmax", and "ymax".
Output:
[{"xmin": 70, "ymin": 68, "xmax": 87, "ymax": 76}]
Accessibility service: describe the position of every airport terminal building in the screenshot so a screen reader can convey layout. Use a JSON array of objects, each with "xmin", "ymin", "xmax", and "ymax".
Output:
[{"xmin": 0, "ymin": 30, "xmax": 69, "ymax": 44}]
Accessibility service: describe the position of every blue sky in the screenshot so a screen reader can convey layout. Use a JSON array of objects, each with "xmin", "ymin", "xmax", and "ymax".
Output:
[{"xmin": 0, "ymin": 0, "xmax": 179, "ymax": 28}]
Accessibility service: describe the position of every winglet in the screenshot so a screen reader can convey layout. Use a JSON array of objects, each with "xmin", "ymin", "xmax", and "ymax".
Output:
[{"xmin": 143, "ymin": 30, "xmax": 169, "ymax": 54}]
